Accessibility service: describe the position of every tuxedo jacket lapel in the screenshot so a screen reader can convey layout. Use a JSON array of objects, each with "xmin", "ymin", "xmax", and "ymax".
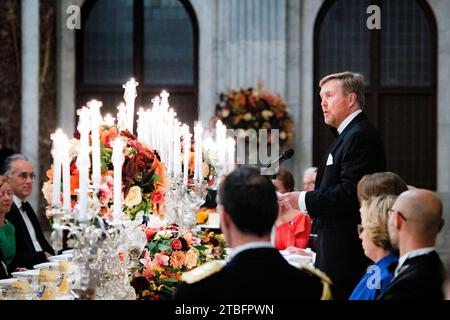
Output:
[
  {"xmin": 10, "ymin": 203, "xmax": 36, "ymax": 252},
  {"xmin": 315, "ymin": 113, "xmax": 367, "ymax": 189}
]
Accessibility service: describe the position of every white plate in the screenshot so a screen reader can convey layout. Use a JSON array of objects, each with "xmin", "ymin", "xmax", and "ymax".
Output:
[
  {"xmin": 62, "ymin": 249, "xmax": 74, "ymax": 255},
  {"xmin": 33, "ymin": 261, "xmax": 59, "ymax": 270},
  {"xmin": 48, "ymin": 254, "xmax": 72, "ymax": 262},
  {"xmin": 198, "ymin": 223, "xmax": 221, "ymax": 229},
  {"xmin": 0, "ymin": 278, "xmax": 19, "ymax": 287},
  {"xmin": 11, "ymin": 269, "xmax": 40, "ymax": 278}
]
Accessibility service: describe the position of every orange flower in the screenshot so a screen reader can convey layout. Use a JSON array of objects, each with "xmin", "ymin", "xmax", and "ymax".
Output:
[
  {"xmin": 101, "ymin": 126, "xmax": 119, "ymax": 148},
  {"xmin": 142, "ymin": 267, "xmax": 154, "ymax": 282},
  {"xmin": 169, "ymin": 251, "xmax": 186, "ymax": 269},
  {"xmin": 70, "ymin": 174, "xmax": 79, "ymax": 195}
]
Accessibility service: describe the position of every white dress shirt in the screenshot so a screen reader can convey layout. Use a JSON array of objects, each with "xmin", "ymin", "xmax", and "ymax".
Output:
[
  {"xmin": 394, "ymin": 247, "xmax": 435, "ymax": 278},
  {"xmin": 298, "ymin": 109, "xmax": 363, "ymax": 212},
  {"xmin": 13, "ymin": 196, "xmax": 43, "ymax": 252}
]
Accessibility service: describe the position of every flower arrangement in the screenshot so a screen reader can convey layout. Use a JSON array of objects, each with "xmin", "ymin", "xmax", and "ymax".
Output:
[
  {"xmin": 215, "ymin": 83, "xmax": 294, "ymax": 146},
  {"xmin": 130, "ymin": 224, "xmax": 227, "ymax": 300},
  {"xmin": 42, "ymin": 125, "xmax": 168, "ymax": 221}
]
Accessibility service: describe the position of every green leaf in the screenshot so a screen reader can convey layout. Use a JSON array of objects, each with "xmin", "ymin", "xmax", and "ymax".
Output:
[
  {"xmin": 162, "ymin": 278, "xmax": 179, "ymax": 284},
  {"xmin": 158, "ymin": 243, "xmax": 171, "ymax": 251},
  {"xmin": 149, "ymin": 241, "xmax": 158, "ymax": 255}
]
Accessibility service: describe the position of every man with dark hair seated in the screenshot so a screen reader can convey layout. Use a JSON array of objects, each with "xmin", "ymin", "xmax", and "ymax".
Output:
[
  {"xmin": 173, "ymin": 166, "xmax": 332, "ymax": 301},
  {"xmin": 378, "ymin": 189, "xmax": 446, "ymax": 300}
]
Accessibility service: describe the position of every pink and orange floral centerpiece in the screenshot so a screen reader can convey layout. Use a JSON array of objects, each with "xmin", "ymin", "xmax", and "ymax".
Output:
[{"xmin": 131, "ymin": 224, "xmax": 226, "ymax": 300}]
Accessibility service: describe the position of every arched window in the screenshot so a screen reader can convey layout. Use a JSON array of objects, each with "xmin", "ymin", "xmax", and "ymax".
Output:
[
  {"xmin": 76, "ymin": 0, "xmax": 199, "ymax": 126},
  {"xmin": 314, "ymin": 0, "xmax": 437, "ymax": 189}
]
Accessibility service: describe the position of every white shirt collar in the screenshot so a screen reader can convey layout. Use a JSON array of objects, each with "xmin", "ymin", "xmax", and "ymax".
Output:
[
  {"xmin": 337, "ymin": 109, "xmax": 362, "ymax": 135},
  {"xmin": 230, "ymin": 241, "xmax": 273, "ymax": 259},
  {"xmin": 13, "ymin": 195, "xmax": 24, "ymax": 209},
  {"xmin": 395, "ymin": 247, "xmax": 435, "ymax": 277}
]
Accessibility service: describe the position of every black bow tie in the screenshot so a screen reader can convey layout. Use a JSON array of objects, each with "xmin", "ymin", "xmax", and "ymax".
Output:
[{"xmin": 21, "ymin": 201, "xmax": 33, "ymax": 216}]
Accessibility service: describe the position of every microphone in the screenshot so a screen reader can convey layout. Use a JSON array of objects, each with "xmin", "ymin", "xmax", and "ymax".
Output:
[
  {"xmin": 260, "ymin": 149, "xmax": 294, "ymax": 176},
  {"xmin": 262, "ymin": 149, "xmax": 295, "ymax": 169}
]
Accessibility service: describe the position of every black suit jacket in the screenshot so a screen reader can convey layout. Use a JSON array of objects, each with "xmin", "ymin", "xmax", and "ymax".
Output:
[
  {"xmin": 378, "ymin": 251, "xmax": 445, "ymax": 300},
  {"xmin": 173, "ymin": 248, "xmax": 326, "ymax": 301},
  {"xmin": 305, "ymin": 112, "xmax": 386, "ymax": 295},
  {"xmin": 5, "ymin": 203, "xmax": 54, "ymax": 269}
]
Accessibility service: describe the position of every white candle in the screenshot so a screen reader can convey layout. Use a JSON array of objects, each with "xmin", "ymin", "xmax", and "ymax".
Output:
[
  {"xmin": 123, "ymin": 78, "xmax": 139, "ymax": 133},
  {"xmin": 103, "ymin": 113, "xmax": 115, "ymax": 127},
  {"xmin": 117, "ymin": 103, "xmax": 127, "ymax": 131},
  {"xmin": 160, "ymin": 90, "xmax": 170, "ymax": 112},
  {"xmin": 194, "ymin": 122, "xmax": 204, "ymax": 184},
  {"xmin": 173, "ymin": 120, "xmax": 181, "ymax": 178},
  {"xmin": 88, "ymin": 100, "xmax": 102, "ymax": 189},
  {"xmin": 112, "ymin": 138, "xmax": 126, "ymax": 221},
  {"xmin": 151, "ymin": 97, "xmax": 161, "ymax": 151},
  {"xmin": 216, "ymin": 120, "xmax": 227, "ymax": 170},
  {"xmin": 50, "ymin": 129, "xmax": 65, "ymax": 208},
  {"xmin": 226, "ymin": 137, "xmax": 236, "ymax": 174},
  {"xmin": 111, "ymin": 138, "xmax": 125, "ymax": 221},
  {"xmin": 61, "ymin": 135, "xmax": 71, "ymax": 211},
  {"xmin": 166, "ymin": 110, "xmax": 176, "ymax": 175},
  {"xmin": 182, "ymin": 125, "xmax": 191, "ymax": 186},
  {"xmin": 76, "ymin": 107, "xmax": 91, "ymax": 221},
  {"xmin": 137, "ymin": 107, "xmax": 145, "ymax": 143}
]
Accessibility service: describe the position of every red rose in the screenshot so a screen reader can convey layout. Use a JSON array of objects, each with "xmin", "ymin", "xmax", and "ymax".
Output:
[
  {"xmin": 171, "ymin": 239, "xmax": 182, "ymax": 250},
  {"xmin": 105, "ymin": 131, "xmax": 118, "ymax": 148},
  {"xmin": 145, "ymin": 228, "xmax": 157, "ymax": 241},
  {"xmin": 151, "ymin": 191, "xmax": 163, "ymax": 204}
]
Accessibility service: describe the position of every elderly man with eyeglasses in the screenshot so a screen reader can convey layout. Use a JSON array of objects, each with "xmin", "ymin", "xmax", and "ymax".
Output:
[{"xmin": 1, "ymin": 154, "xmax": 54, "ymax": 269}]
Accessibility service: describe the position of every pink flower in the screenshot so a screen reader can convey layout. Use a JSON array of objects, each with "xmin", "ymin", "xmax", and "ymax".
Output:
[
  {"xmin": 191, "ymin": 237, "xmax": 201, "ymax": 246},
  {"xmin": 213, "ymin": 246, "xmax": 222, "ymax": 258},
  {"xmin": 98, "ymin": 185, "xmax": 113, "ymax": 206},
  {"xmin": 154, "ymin": 253, "xmax": 169, "ymax": 267},
  {"xmin": 171, "ymin": 239, "xmax": 182, "ymax": 250},
  {"xmin": 139, "ymin": 249, "xmax": 152, "ymax": 268}
]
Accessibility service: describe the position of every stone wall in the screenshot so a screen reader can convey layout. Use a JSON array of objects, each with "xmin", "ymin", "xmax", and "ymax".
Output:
[
  {"xmin": 38, "ymin": 0, "xmax": 57, "ymax": 220},
  {"xmin": 0, "ymin": 0, "xmax": 21, "ymax": 153}
]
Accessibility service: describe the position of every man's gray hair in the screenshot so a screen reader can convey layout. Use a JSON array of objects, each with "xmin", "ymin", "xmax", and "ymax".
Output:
[
  {"xmin": 1, "ymin": 154, "xmax": 30, "ymax": 176},
  {"xmin": 319, "ymin": 71, "xmax": 365, "ymax": 108},
  {"xmin": 304, "ymin": 167, "xmax": 318, "ymax": 175}
]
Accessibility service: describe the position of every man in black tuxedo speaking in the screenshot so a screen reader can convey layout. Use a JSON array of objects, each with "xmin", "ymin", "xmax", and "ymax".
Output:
[
  {"xmin": 280, "ymin": 71, "xmax": 386, "ymax": 299},
  {"xmin": 2, "ymin": 154, "xmax": 54, "ymax": 269}
]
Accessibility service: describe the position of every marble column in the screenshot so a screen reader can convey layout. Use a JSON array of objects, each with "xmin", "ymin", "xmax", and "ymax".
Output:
[
  {"xmin": 190, "ymin": 0, "xmax": 217, "ymax": 124},
  {"xmin": 215, "ymin": 0, "xmax": 287, "ymax": 95},
  {"xmin": 428, "ymin": 0, "xmax": 450, "ymax": 261},
  {"xmin": 21, "ymin": 0, "xmax": 40, "ymax": 210},
  {"xmin": 56, "ymin": 0, "xmax": 85, "ymax": 135}
]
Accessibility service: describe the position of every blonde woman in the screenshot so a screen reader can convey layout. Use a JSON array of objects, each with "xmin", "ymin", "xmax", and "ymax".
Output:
[
  {"xmin": 349, "ymin": 195, "xmax": 398, "ymax": 300},
  {"xmin": 0, "ymin": 175, "xmax": 15, "ymax": 278}
]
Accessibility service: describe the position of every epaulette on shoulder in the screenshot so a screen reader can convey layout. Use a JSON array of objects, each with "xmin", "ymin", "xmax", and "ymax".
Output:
[
  {"xmin": 299, "ymin": 263, "xmax": 333, "ymax": 300},
  {"xmin": 182, "ymin": 260, "xmax": 226, "ymax": 284}
]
